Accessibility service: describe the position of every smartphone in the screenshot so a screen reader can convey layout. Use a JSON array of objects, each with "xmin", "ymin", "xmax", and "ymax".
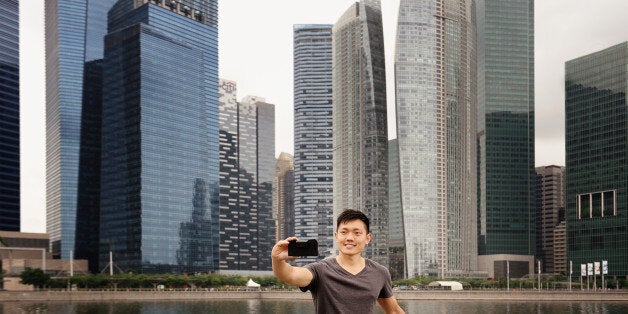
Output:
[{"xmin": 288, "ymin": 239, "xmax": 319, "ymax": 256}]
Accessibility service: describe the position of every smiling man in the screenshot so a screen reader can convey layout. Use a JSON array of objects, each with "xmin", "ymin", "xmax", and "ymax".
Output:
[{"xmin": 271, "ymin": 209, "xmax": 405, "ymax": 313}]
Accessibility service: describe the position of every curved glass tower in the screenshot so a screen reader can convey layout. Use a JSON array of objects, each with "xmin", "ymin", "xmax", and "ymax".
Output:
[
  {"xmin": 333, "ymin": 0, "xmax": 389, "ymax": 267},
  {"xmin": 394, "ymin": 0, "xmax": 477, "ymax": 278}
]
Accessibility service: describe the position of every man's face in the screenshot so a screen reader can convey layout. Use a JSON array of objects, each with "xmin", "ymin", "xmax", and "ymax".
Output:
[{"xmin": 334, "ymin": 219, "xmax": 372, "ymax": 257}]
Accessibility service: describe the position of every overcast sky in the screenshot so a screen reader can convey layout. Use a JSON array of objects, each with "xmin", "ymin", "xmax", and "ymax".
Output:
[{"xmin": 19, "ymin": 0, "xmax": 628, "ymax": 232}]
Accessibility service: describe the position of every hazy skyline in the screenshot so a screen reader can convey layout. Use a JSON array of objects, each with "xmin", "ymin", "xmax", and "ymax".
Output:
[{"xmin": 19, "ymin": 0, "xmax": 628, "ymax": 232}]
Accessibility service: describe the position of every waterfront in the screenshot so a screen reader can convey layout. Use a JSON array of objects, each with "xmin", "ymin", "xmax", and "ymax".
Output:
[
  {"xmin": 1, "ymin": 291, "xmax": 628, "ymax": 313},
  {"xmin": 2, "ymin": 299, "xmax": 628, "ymax": 313}
]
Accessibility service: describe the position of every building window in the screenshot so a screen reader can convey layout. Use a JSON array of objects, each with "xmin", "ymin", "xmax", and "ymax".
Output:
[{"xmin": 577, "ymin": 190, "xmax": 617, "ymax": 219}]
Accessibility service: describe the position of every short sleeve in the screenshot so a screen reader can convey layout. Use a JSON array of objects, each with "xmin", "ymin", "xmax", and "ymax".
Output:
[
  {"xmin": 377, "ymin": 267, "xmax": 394, "ymax": 299},
  {"xmin": 299, "ymin": 262, "xmax": 317, "ymax": 292}
]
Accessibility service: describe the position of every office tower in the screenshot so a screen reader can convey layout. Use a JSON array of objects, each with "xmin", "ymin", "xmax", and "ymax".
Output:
[
  {"xmin": 477, "ymin": 0, "xmax": 535, "ymax": 262},
  {"xmin": 45, "ymin": 0, "xmax": 118, "ymax": 260},
  {"xmin": 99, "ymin": 0, "xmax": 219, "ymax": 273},
  {"xmin": 395, "ymin": 0, "xmax": 477, "ymax": 278},
  {"xmin": 388, "ymin": 139, "xmax": 405, "ymax": 279},
  {"xmin": 536, "ymin": 165, "xmax": 565, "ymax": 274},
  {"xmin": 256, "ymin": 98, "xmax": 276, "ymax": 271},
  {"xmin": 565, "ymin": 42, "xmax": 628, "ymax": 277},
  {"xmin": 333, "ymin": 0, "xmax": 389, "ymax": 267},
  {"xmin": 292, "ymin": 24, "xmax": 334, "ymax": 263},
  {"xmin": 218, "ymin": 80, "xmax": 276, "ymax": 271},
  {"xmin": 0, "ymin": 0, "xmax": 19, "ymax": 231},
  {"xmin": 275, "ymin": 152, "xmax": 294, "ymax": 241}
]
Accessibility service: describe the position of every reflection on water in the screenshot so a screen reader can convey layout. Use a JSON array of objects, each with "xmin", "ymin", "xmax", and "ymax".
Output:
[{"xmin": 3, "ymin": 300, "xmax": 628, "ymax": 314}]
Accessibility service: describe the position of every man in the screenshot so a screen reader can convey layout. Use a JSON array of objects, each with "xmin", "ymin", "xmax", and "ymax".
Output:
[{"xmin": 271, "ymin": 209, "xmax": 405, "ymax": 313}]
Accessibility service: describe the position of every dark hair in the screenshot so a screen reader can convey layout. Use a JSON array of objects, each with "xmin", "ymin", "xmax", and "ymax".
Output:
[{"xmin": 336, "ymin": 209, "xmax": 370, "ymax": 233}]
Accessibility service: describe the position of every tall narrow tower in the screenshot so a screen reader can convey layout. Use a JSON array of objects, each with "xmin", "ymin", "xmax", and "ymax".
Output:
[
  {"xmin": 292, "ymin": 24, "xmax": 334, "ymax": 263},
  {"xmin": 333, "ymin": 0, "xmax": 389, "ymax": 267},
  {"xmin": 0, "ymin": 0, "xmax": 20, "ymax": 231},
  {"xmin": 45, "ymin": 0, "xmax": 118, "ymax": 260},
  {"xmin": 476, "ymin": 0, "xmax": 535, "ymax": 266},
  {"xmin": 275, "ymin": 152, "xmax": 295, "ymax": 241}
]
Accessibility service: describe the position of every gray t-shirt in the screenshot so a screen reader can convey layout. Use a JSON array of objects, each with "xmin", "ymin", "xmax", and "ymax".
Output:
[{"xmin": 300, "ymin": 257, "xmax": 394, "ymax": 313}]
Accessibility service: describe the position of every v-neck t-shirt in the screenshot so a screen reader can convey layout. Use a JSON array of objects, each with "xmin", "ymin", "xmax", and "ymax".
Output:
[{"xmin": 300, "ymin": 257, "xmax": 394, "ymax": 313}]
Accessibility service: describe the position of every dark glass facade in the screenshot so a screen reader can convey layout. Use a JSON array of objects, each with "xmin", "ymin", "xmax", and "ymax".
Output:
[
  {"xmin": 292, "ymin": 24, "xmax": 334, "ymax": 264},
  {"xmin": 477, "ymin": 0, "xmax": 535, "ymax": 257},
  {"xmin": 99, "ymin": 0, "xmax": 219, "ymax": 273},
  {"xmin": 0, "ymin": 0, "xmax": 20, "ymax": 231},
  {"xmin": 565, "ymin": 42, "xmax": 627, "ymax": 277},
  {"xmin": 46, "ymin": 0, "xmax": 118, "ymax": 259},
  {"xmin": 218, "ymin": 82, "xmax": 275, "ymax": 271}
]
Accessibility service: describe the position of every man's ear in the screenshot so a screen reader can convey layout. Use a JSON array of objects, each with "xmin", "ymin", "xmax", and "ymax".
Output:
[{"xmin": 366, "ymin": 233, "xmax": 372, "ymax": 244}]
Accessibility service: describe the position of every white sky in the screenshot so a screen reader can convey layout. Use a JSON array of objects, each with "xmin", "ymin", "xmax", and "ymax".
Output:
[{"xmin": 19, "ymin": 0, "xmax": 628, "ymax": 232}]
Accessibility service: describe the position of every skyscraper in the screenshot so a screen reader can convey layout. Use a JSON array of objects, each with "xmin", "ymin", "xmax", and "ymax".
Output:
[
  {"xmin": 0, "ymin": 0, "xmax": 20, "ymax": 231},
  {"xmin": 394, "ymin": 0, "xmax": 477, "ymax": 278},
  {"xmin": 473, "ymin": 0, "xmax": 536, "ymax": 278},
  {"xmin": 99, "ymin": 0, "xmax": 219, "ymax": 273},
  {"xmin": 565, "ymin": 42, "xmax": 628, "ymax": 277},
  {"xmin": 477, "ymin": 0, "xmax": 535, "ymax": 262},
  {"xmin": 45, "ymin": 0, "xmax": 118, "ymax": 259},
  {"xmin": 218, "ymin": 81, "xmax": 276, "ymax": 271},
  {"xmin": 292, "ymin": 24, "xmax": 334, "ymax": 263},
  {"xmin": 535, "ymin": 165, "xmax": 565, "ymax": 275},
  {"xmin": 333, "ymin": 0, "xmax": 389, "ymax": 267},
  {"xmin": 275, "ymin": 152, "xmax": 295, "ymax": 241}
]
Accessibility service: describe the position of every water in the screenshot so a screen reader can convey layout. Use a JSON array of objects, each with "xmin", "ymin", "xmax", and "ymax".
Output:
[{"xmin": 2, "ymin": 300, "xmax": 628, "ymax": 313}]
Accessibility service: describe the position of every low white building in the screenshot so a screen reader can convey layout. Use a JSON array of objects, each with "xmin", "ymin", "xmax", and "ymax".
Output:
[{"xmin": 428, "ymin": 281, "xmax": 464, "ymax": 291}]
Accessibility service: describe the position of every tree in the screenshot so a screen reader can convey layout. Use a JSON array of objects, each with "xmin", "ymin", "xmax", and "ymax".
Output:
[{"xmin": 20, "ymin": 268, "xmax": 51, "ymax": 289}]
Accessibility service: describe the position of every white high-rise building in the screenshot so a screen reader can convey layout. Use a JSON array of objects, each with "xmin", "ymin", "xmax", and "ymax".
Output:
[{"xmin": 394, "ymin": 0, "xmax": 477, "ymax": 278}]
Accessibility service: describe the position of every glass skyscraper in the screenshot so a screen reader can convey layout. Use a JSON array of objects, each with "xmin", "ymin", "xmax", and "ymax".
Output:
[
  {"xmin": 292, "ymin": 24, "xmax": 334, "ymax": 263},
  {"xmin": 565, "ymin": 42, "xmax": 627, "ymax": 277},
  {"xmin": 45, "ymin": 0, "xmax": 118, "ymax": 259},
  {"xmin": 476, "ymin": 0, "xmax": 535, "ymax": 259},
  {"xmin": 99, "ymin": 0, "xmax": 219, "ymax": 273},
  {"xmin": 394, "ymin": 0, "xmax": 477, "ymax": 278},
  {"xmin": 333, "ymin": 0, "xmax": 389, "ymax": 267},
  {"xmin": 0, "ymin": 0, "xmax": 20, "ymax": 231},
  {"xmin": 218, "ymin": 81, "xmax": 276, "ymax": 271}
]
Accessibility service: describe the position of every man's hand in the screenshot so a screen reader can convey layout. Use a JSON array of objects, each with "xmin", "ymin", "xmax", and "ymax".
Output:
[
  {"xmin": 271, "ymin": 237, "xmax": 298, "ymax": 262},
  {"xmin": 271, "ymin": 236, "xmax": 313, "ymax": 287}
]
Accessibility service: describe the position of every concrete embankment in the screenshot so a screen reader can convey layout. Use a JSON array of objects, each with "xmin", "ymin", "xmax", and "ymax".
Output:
[
  {"xmin": 394, "ymin": 290, "xmax": 628, "ymax": 301},
  {"xmin": 1, "ymin": 290, "xmax": 628, "ymax": 302}
]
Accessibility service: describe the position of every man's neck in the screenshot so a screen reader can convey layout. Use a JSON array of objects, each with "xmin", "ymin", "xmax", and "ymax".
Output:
[{"xmin": 336, "ymin": 254, "xmax": 365, "ymax": 274}]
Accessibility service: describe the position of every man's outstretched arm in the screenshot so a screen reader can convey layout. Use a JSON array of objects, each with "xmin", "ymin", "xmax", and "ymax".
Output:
[
  {"xmin": 378, "ymin": 296, "xmax": 405, "ymax": 314},
  {"xmin": 271, "ymin": 237, "xmax": 313, "ymax": 287}
]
